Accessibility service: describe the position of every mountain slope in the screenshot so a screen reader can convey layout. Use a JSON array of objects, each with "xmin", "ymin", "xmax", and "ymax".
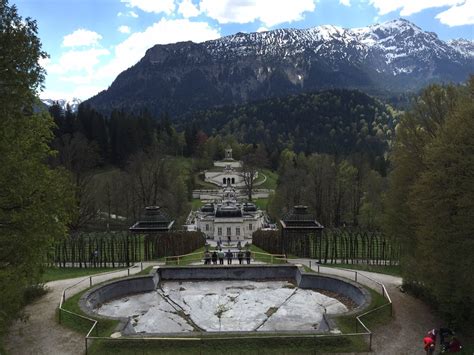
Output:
[{"xmin": 85, "ymin": 19, "xmax": 473, "ymax": 116}]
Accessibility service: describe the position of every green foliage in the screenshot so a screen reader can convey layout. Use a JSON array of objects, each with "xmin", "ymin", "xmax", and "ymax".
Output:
[
  {"xmin": 385, "ymin": 77, "xmax": 474, "ymax": 329},
  {"xmin": 0, "ymin": 0, "xmax": 74, "ymax": 339},
  {"xmin": 181, "ymin": 89, "xmax": 397, "ymax": 173},
  {"xmin": 89, "ymin": 335, "xmax": 360, "ymax": 354},
  {"xmin": 268, "ymin": 151, "xmax": 385, "ymax": 228},
  {"xmin": 253, "ymin": 229, "xmax": 400, "ymax": 264}
]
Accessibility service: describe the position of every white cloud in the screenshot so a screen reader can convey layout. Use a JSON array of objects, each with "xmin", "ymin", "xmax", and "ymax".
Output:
[
  {"xmin": 198, "ymin": 0, "xmax": 316, "ymax": 27},
  {"xmin": 96, "ymin": 18, "xmax": 220, "ymax": 85},
  {"xmin": 118, "ymin": 10, "xmax": 139, "ymax": 17},
  {"xmin": 368, "ymin": 0, "xmax": 465, "ymax": 16},
  {"xmin": 339, "ymin": 0, "xmax": 351, "ymax": 6},
  {"xmin": 39, "ymin": 56, "xmax": 50, "ymax": 70},
  {"xmin": 435, "ymin": 0, "xmax": 474, "ymax": 26},
  {"xmin": 121, "ymin": 0, "xmax": 176, "ymax": 14},
  {"xmin": 257, "ymin": 26, "xmax": 268, "ymax": 32},
  {"xmin": 63, "ymin": 29, "xmax": 102, "ymax": 47},
  {"xmin": 44, "ymin": 19, "xmax": 220, "ymax": 100},
  {"xmin": 178, "ymin": 0, "xmax": 201, "ymax": 18},
  {"xmin": 47, "ymin": 48, "xmax": 110, "ymax": 75},
  {"xmin": 118, "ymin": 25, "xmax": 131, "ymax": 33}
]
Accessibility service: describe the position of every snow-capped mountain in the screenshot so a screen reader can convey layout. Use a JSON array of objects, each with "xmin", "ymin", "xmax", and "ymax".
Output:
[
  {"xmin": 41, "ymin": 98, "xmax": 82, "ymax": 113},
  {"xmin": 448, "ymin": 38, "xmax": 474, "ymax": 58},
  {"xmin": 85, "ymin": 19, "xmax": 473, "ymax": 116}
]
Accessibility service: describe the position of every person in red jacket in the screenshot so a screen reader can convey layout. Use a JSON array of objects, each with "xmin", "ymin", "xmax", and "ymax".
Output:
[
  {"xmin": 424, "ymin": 335, "xmax": 435, "ymax": 354},
  {"xmin": 427, "ymin": 328, "xmax": 437, "ymax": 342}
]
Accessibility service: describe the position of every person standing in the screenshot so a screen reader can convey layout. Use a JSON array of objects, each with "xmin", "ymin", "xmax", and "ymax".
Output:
[
  {"xmin": 204, "ymin": 251, "xmax": 211, "ymax": 265},
  {"xmin": 440, "ymin": 328, "xmax": 454, "ymax": 351},
  {"xmin": 237, "ymin": 251, "xmax": 244, "ymax": 264},
  {"xmin": 226, "ymin": 250, "xmax": 233, "ymax": 264},
  {"xmin": 211, "ymin": 251, "xmax": 218, "ymax": 265},
  {"xmin": 218, "ymin": 250, "xmax": 225, "ymax": 264},
  {"xmin": 245, "ymin": 249, "xmax": 251, "ymax": 264}
]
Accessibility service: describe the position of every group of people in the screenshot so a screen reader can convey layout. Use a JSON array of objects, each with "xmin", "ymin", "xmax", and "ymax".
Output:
[
  {"xmin": 424, "ymin": 328, "xmax": 462, "ymax": 354},
  {"xmin": 203, "ymin": 249, "xmax": 251, "ymax": 265}
]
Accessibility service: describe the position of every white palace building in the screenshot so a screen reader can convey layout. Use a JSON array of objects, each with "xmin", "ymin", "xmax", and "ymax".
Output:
[
  {"xmin": 194, "ymin": 185, "xmax": 265, "ymax": 241},
  {"xmin": 204, "ymin": 147, "xmax": 257, "ymax": 187}
]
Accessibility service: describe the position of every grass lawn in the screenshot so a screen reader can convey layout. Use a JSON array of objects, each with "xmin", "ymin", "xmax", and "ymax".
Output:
[
  {"xmin": 249, "ymin": 245, "xmax": 286, "ymax": 264},
  {"xmin": 60, "ymin": 286, "xmax": 119, "ymax": 337},
  {"xmin": 323, "ymin": 263, "xmax": 402, "ymax": 277},
  {"xmin": 89, "ymin": 335, "xmax": 357, "ymax": 354},
  {"xmin": 253, "ymin": 198, "xmax": 268, "ymax": 210},
  {"xmin": 41, "ymin": 267, "xmax": 118, "ymax": 283},
  {"xmin": 194, "ymin": 173, "xmax": 219, "ymax": 189},
  {"xmin": 191, "ymin": 199, "xmax": 204, "ymax": 210},
  {"xmin": 165, "ymin": 247, "xmax": 206, "ymax": 265},
  {"xmin": 257, "ymin": 169, "xmax": 278, "ymax": 190}
]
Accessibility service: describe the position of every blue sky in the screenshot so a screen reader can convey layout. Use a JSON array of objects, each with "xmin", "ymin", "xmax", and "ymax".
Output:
[{"xmin": 14, "ymin": 0, "xmax": 474, "ymax": 100}]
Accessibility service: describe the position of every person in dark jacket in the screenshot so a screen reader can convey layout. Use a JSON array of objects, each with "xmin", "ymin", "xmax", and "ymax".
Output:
[
  {"xmin": 226, "ymin": 250, "xmax": 233, "ymax": 264},
  {"xmin": 211, "ymin": 251, "xmax": 218, "ymax": 264},
  {"xmin": 204, "ymin": 251, "xmax": 211, "ymax": 265},
  {"xmin": 237, "ymin": 251, "xmax": 244, "ymax": 264},
  {"xmin": 245, "ymin": 250, "xmax": 251, "ymax": 264}
]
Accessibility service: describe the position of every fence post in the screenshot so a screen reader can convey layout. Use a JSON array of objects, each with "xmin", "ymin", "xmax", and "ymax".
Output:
[
  {"xmin": 309, "ymin": 260, "xmax": 312, "ymax": 269},
  {"xmin": 317, "ymin": 264, "xmax": 320, "ymax": 273},
  {"xmin": 355, "ymin": 271, "xmax": 358, "ymax": 283},
  {"xmin": 89, "ymin": 276, "xmax": 92, "ymax": 287},
  {"xmin": 127, "ymin": 268, "xmax": 130, "ymax": 276},
  {"xmin": 85, "ymin": 337, "xmax": 88, "ymax": 355},
  {"xmin": 141, "ymin": 262, "xmax": 143, "ymax": 271},
  {"xmin": 369, "ymin": 333, "xmax": 372, "ymax": 351}
]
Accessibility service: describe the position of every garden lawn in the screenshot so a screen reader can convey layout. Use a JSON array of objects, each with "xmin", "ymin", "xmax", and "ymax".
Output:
[{"xmin": 41, "ymin": 267, "xmax": 118, "ymax": 283}]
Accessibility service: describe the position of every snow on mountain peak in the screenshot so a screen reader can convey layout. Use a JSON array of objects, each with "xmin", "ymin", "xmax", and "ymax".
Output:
[{"xmin": 41, "ymin": 98, "xmax": 82, "ymax": 113}]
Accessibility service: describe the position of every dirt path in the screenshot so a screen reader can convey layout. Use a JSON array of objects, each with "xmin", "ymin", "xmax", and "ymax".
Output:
[
  {"xmin": 5, "ymin": 263, "xmax": 157, "ymax": 355},
  {"xmin": 290, "ymin": 259, "xmax": 442, "ymax": 354}
]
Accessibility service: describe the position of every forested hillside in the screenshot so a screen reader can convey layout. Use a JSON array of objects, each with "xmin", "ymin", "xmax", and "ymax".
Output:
[{"xmin": 181, "ymin": 89, "xmax": 398, "ymax": 174}]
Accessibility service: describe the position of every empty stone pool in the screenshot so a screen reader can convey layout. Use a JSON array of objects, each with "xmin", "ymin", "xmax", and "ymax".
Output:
[{"xmin": 94, "ymin": 280, "xmax": 348, "ymax": 334}]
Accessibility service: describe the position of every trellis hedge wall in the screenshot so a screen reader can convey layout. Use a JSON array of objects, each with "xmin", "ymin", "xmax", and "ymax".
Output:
[
  {"xmin": 50, "ymin": 231, "xmax": 205, "ymax": 267},
  {"xmin": 252, "ymin": 229, "xmax": 400, "ymax": 265}
]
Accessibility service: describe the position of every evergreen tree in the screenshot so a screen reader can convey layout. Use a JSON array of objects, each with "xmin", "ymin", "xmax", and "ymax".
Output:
[{"xmin": 0, "ymin": 0, "xmax": 74, "ymax": 336}]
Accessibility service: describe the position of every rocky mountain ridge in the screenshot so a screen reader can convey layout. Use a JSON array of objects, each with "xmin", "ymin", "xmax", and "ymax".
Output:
[{"xmin": 85, "ymin": 19, "xmax": 473, "ymax": 116}]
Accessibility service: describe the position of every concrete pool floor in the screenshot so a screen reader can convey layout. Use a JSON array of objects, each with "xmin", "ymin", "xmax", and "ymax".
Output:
[{"xmin": 95, "ymin": 280, "xmax": 348, "ymax": 334}]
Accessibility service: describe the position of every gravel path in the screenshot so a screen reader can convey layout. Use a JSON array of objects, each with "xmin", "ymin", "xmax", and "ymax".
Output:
[
  {"xmin": 290, "ymin": 259, "xmax": 442, "ymax": 354},
  {"xmin": 5, "ymin": 263, "xmax": 156, "ymax": 355},
  {"xmin": 5, "ymin": 261, "xmax": 443, "ymax": 355}
]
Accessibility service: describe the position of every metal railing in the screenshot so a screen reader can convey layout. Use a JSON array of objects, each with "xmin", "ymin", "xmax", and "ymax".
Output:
[
  {"xmin": 164, "ymin": 250, "xmax": 287, "ymax": 265},
  {"xmin": 58, "ymin": 258, "xmax": 392, "ymax": 354},
  {"xmin": 291, "ymin": 260, "xmax": 393, "ymax": 350},
  {"xmin": 58, "ymin": 263, "xmax": 144, "ymax": 354}
]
